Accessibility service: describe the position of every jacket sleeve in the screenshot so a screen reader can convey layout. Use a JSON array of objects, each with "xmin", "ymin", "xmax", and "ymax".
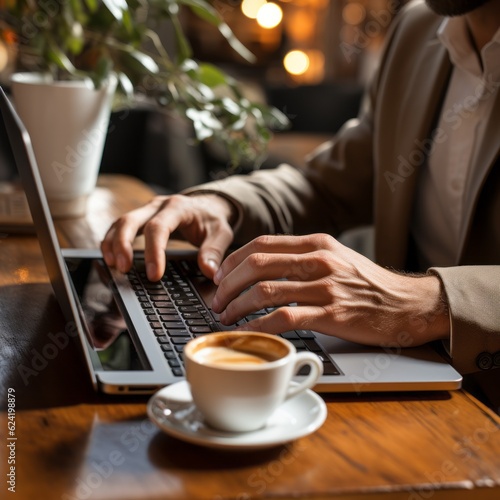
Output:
[{"xmin": 430, "ymin": 266, "xmax": 500, "ymax": 374}]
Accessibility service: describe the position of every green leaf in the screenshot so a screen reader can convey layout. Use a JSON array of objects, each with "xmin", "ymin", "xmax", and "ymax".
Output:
[
  {"xmin": 178, "ymin": 0, "xmax": 255, "ymax": 62},
  {"xmin": 197, "ymin": 63, "xmax": 228, "ymax": 88},
  {"xmin": 84, "ymin": 0, "xmax": 99, "ymax": 13},
  {"xmin": 177, "ymin": 0, "xmax": 221, "ymax": 25},
  {"xmin": 94, "ymin": 56, "xmax": 113, "ymax": 86},
  {"xmin": 47, "ymin": 44, "xmax": 77, "ymax": 74},
  {"xmin": 218, "ymin": 22, "xmax": 255, "ymax": 63},
  {"xmin": 101, "ymin": 0, "xmax": 127, "ymax": 21},
  {"xmin": 170, "ymin": 13, "xmax": 192, "ymax": 62},
  {"xmin": 117, "ymin": 71, "xmax": 135, "ymax": 99},
  {"xmin": 120, "ymin": 47, "xmax": 160, "ymax": 73}
]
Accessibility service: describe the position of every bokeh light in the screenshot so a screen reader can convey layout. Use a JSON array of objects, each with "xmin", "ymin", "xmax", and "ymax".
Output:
[
  {"xmin": 241, "ymin": 0, "xmax": 267, "ymax": 20},
  {"xmin": 257, "ymin": 2, "xmax": 283, "ymax": 29},
  {"xmin": 283, "ymin": 50, "xmax": 310, "ymax": 75}
]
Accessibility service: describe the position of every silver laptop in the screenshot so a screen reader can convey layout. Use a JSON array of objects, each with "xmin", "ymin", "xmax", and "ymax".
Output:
[{"xmin": 0, "ymin": 87, "xmax": 462, "ymax": 394}]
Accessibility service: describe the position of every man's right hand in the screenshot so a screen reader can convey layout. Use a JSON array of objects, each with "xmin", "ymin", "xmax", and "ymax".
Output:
[{"xmin": 100, "ymin": 193, "xmax": 236, "ymax": 281}]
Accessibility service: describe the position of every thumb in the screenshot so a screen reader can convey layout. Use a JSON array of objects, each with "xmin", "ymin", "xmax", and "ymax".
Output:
[{"xmin": 198, "ymin": 227, "xmax": 233, "ymax": 280}]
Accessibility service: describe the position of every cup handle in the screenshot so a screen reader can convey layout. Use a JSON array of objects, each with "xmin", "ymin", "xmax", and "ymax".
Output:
[{"xmin": 285, "ymin": 351, "xmax": 323, "ymax": 401}]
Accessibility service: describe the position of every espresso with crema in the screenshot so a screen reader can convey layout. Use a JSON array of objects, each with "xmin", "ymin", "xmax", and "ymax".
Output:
[{"xmin": 191, "ymin": 334, "xmax": 287, "ymax": 368}]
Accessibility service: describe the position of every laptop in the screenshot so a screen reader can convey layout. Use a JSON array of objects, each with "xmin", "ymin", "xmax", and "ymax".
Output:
[{"xmin": 0, "ymin": 86, "xmax": 462, "ymax": 394}]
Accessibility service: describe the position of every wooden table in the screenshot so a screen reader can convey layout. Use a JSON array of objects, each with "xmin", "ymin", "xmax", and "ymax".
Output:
[{"xmin": 1, "ymin": 174, "xmax": 500, "ymax": 500}]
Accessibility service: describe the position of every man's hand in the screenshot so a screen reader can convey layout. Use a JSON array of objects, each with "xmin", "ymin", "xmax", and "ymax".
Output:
[
  {"xmin": 212, "ymin": 234, "xmax": 450, "ymax": 347},
  {"xmin": 101, "ymin": 194, "xmax": 235, "ymax": 281}
]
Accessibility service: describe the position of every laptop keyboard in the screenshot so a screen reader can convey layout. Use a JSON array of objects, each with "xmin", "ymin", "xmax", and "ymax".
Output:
[{"xmin": 126, "ymin": 259, "xmax": 341, "ymax": 378}]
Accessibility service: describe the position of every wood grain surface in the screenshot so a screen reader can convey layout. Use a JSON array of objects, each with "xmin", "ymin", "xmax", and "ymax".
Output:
[{"xmin": 1, "ymin": 174, "xmax": 499, "ymax": 500}]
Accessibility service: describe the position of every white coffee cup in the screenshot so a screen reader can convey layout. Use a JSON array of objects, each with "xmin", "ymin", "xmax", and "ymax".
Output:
[{"xmin": 184, "ymin": 331, "xmax": 323, "ymax": 433}]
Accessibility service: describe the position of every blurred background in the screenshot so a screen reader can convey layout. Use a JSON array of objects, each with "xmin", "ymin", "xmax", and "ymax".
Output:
[{"xmin": 0, "ymin": 0, "xmax": 409, "ymax": 192}]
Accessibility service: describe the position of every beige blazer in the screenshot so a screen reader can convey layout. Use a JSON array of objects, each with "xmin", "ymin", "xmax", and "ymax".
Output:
[{"xmin": 185, "ymin": 0, "xmax": 500, "ymax": 374}]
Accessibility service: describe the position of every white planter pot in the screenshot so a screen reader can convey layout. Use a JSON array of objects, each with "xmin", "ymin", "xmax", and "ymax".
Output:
[{"xmin": 11, "ymin": 73, "xmax": 117, "ymax": 217}]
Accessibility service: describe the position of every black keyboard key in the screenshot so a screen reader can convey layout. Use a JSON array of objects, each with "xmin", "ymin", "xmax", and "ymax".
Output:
[
  {"xmin": 156, "ymin": 307, "xmax": 177, "ymax": 314},
  {"xmin": 168, "ymin": 329, "xmax": 190, "ymax": 337},
  {"xmin": 163, "ymin": 321, "xmax": 186, "ymax": 329},
  {"xmin": 168, "ymin": 359, "xmax": 181, "ymax": 368},
  {"xmin": 159, "ymin": 314, "xmax": 182, "ymax": 322},
  {"xmin": 179, "ymin": 306, "xmax": 199, "ymax": 313},
  {"xmin": 186, "ymin": 319, "xmax": 209, "ymax": 326},
  {"xmin": 190, "ymin": 326, "xmax": 211, "ymax": 334},
  {"xmin": 152, "ymin": 301, "xmax": 171, "ymax": 308},
  {"xmin": 297, "ymin": 330, "xmax": 316, "ymax": 339},
  {"xmin": 181, "ymin": 312, "xmax": 204, "ymax": 320},
  {"xmin": 280, "ymin": 331, "xmax": 299, "ymax": 340},
  {"xmin": 175, "ymin": 299, "xmax": 199, "ymax": 306},
  {"xmin": 156, "ymin": 336, "xmax": 170, "ymax": 344},
  {"xmin": 171, "ymin": 337, "xmax": 192, "ymax": 344},
  {"xmin": 164, "ymin": 351, "xmax": 176, "ymax": 359},
  {"xmin": 287, "ymin": 339, "xmax": 306, "ymax": 349},
  {"xmin": 172, "ymin": 368, "xmax": 183, "ymax": 377},
  {"xmin": 303, "ymin": 339, "xmax": 323, "ymax": 352},
  {"xmin": 149, "ymin": 321, "xmax": 162, "ymax": 329},
  {"xmin": 149, "ymin": 293, "xmax": 170, "ymax": 300}
]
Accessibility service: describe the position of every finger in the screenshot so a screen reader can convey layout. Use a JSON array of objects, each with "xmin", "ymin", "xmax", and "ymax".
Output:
[
  {"xmin": 142, "ymin": 199, "xmax": 192, "ymax": 281},
  {"xmin": 101, "ymin": 198, "xmax": 167, "ymax": 273},
  {"xmin": 218, "ymin": 279, "xmax": 332, "ymax": 325},
  {"xmin": 212, "ymin": 251, "xmax": 325, "ymax": 313},
  {"xmin": 236, "ymin": 305, "xmax": 324, "ymax": 335},
  {"xmin": 198, "ymin": 222, "xmax": 234, "ymax": 279},
  {"xmin": 215, "ymin": 234, "xmax": 333, "ymax": 283}
]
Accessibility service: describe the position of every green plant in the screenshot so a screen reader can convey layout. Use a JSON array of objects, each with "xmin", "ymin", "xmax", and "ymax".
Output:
[{"xmin": 0, "ymin": 0, "xmax": 288, "ymax": 166}]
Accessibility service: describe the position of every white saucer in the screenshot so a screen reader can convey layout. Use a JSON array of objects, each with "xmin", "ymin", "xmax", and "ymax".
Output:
[{"xmin": 147, "ymin": 381, "xmax": 327, "ymax": 450}]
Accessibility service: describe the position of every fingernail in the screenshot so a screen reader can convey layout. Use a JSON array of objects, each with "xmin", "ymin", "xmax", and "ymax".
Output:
[
  {"xmin": 206, "ymin": 259, "xmax": 218, "ymax": 273},
  {"xmin": 147, "ymin": 262, "xmax": 157, "ymax": 280}
]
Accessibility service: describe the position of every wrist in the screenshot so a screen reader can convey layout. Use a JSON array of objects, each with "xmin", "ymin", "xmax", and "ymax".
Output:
[
  {"xmin": 187, "ymin": 191, "xmax": 239, "ymax": 226},
  {"xmin": 404, "ymin": 274, "xmax": 450, "ymax": 344}
]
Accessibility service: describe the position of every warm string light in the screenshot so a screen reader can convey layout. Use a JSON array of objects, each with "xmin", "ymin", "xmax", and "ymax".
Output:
[
  {"xmin": 241, "ymin": 0, "xmax": 267, "ymax": 20},
  {"xmin": 241, "ymin": 0, "xmax": 283, "ymax": 29},
  {"xmin": 256, "ymin": 3, "xmax": 283, "ymax": 29},
  {"xmin": 240, "ymin": 0, "xmax": 325, "ymax": 82},
  {"xmin": 283, "ymin": 50, "xmax": 309, "ymax": 75}
]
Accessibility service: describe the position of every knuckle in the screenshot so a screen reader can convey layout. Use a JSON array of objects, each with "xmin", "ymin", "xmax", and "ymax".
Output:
[
  {"xmin": 314, "ymin": 249, "xmax": 334, "ymax": 270},
  {"xmin": 247, "ymin": 252, "xmax": 268, "ymax": 269},
  {"xmin": 143, "ymin": 218, "xmax": 165, "ymax": 234},
  {"xmin": 274, "ymin": 307, "xmax": 296, "ymax": 328},
  {"xmin": 164, "ymin": 194, "xmax": 184, "ymax": 207},
  {"xmin": 254, "ymin": 280, "xmax": 275, "ymax": 301},
  {"xmin": 313, "ymin": 233, "xmax": 336, "ymax": 249},
  {"xmin": 252, "ymin": 234, "xmax": 274, "ymax": 250}
]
